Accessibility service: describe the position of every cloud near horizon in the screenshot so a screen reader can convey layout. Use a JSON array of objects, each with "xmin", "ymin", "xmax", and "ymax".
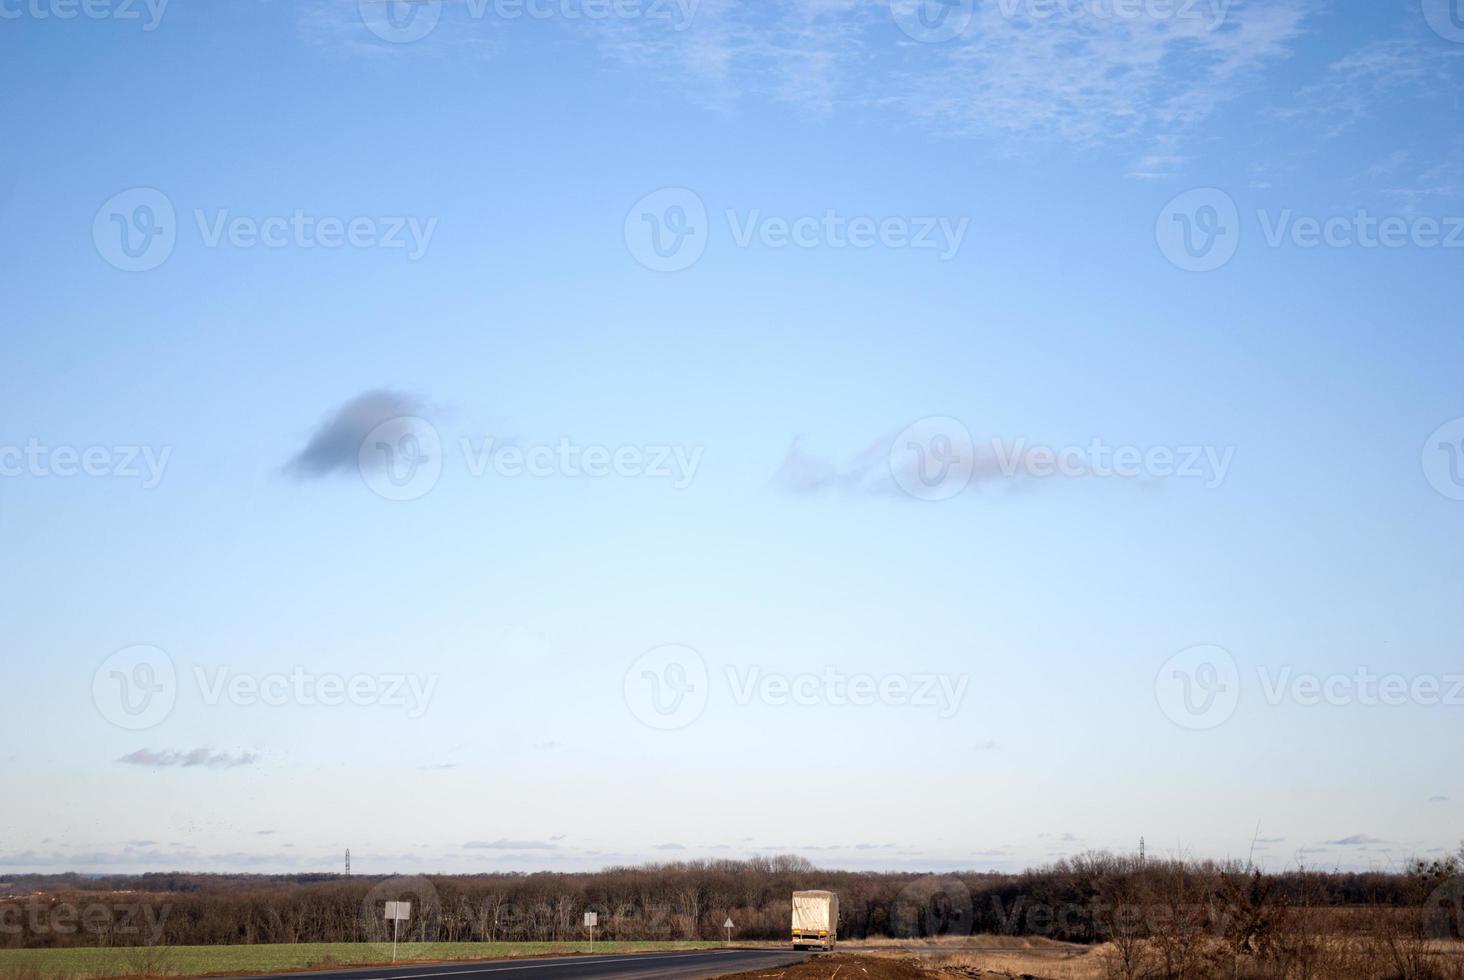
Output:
[{"xmin": 117, "ymin": 748, "xmax": 261, "ymax": 769}]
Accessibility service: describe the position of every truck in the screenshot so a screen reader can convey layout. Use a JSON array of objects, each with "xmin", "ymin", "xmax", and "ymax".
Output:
[{"xmin": 791, "ymin": 890, "xmax": 838, "ymax": 951}]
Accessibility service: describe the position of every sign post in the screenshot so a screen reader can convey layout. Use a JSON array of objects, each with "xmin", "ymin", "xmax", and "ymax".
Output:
[
  {"xmin": 384, "ymin": 901, "xmax": 411, "ymax": 963},
  {"xmin": 723, "ymin": 917, "xmax": 734, "ymax": 946},
  {"xmin": 583, "ymin": 911, "xmax": 598, "ymax": 953}
]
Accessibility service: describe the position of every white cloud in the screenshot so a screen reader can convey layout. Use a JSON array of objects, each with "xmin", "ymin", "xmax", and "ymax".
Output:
[
  {"xmin": 302, "ymin": 0, "xmax": 1317, "ymax": 171},
  {"xmin": 898, "ymin": 0, "xmax": 1310, "ymax": 147},
  {"xmin": 1273, "ymin": 39, "xmax": 1464, "ymax": 138},
  {"xmin": 593, "ymin": 0, "xmax": 1312, "ymax": 166}
]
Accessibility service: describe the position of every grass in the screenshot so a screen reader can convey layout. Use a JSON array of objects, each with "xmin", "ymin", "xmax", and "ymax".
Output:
[{"xmin": 0, "ymin": 941, "xmax": 731, "ymax": 980}]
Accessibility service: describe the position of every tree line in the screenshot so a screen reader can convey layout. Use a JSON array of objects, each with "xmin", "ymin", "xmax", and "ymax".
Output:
[{"xmin": 2, "ymin": 851, "xmax": 1460, "ymax": 956}]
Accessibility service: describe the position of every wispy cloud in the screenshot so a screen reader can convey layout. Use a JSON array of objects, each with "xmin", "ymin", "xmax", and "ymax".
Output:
[
  {"xmin": 309, "ymin": 0, "xmax": 1313, "ymax": 175},
  {"xmin": 896, "ymin": 0, "xmax": 1310, "ymax": 152},
  {"xmin": 464, "ymin": 838, "xmax": 560, "ymax": 850},
  {"xmin": 773, "ymin": 430, "xmax": 1074, "ymax": 498},
  {"xmin": 1380, "ymin": 142, "xmax": 1464, "ymax": 212},
  {"xmin": 1324, "ymin": 834, "xmax": 1384, "ymax": 846},
  {"xmin": 594, "ymin": 0, "xmax": 873, "ymax": 112},
  {"xmin": 116, "ymin": 749, "xmax": 261, "ymax": 769},
  {"xmin": 1274, "ymin": 39, "xmax": 1464, "ymax": 139}
]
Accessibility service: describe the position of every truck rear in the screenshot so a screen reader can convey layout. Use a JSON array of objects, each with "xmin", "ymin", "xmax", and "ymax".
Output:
[{"xmin": 791, "ymin": 890, "xmax": 838, "ymax": 951}]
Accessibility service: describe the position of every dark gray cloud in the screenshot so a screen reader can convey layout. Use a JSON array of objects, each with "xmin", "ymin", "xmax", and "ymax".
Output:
[
  {"xmin": 117, "ymin": 748, "xmax": 260, "ymax": 769},
  {"xmin": 1324, "ymin": 834, "xmax": 1384, "ymax": 846},
  {"xmin": 1428, "ymin": 796, "xmax": 1450, "ymax": 803},
  {"xmin": 284, "ymin": 389, "xmax": 427, "ymax": 479},
  {"xmin": 653, "ymin": 843, "xmax": 685, "ymax": 851}
]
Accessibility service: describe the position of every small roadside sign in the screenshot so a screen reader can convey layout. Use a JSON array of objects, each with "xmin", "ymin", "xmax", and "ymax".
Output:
[
  {"xmin": 723, "ymin": 917, "xmax": 734, "ymax": 944},
  {"xmin": 584, "ymin": 912, "xmax": 598, "ymax": 927},
  {"xmin": 383, "ymin": 901, "xmax": 411, "ymax": 963}
]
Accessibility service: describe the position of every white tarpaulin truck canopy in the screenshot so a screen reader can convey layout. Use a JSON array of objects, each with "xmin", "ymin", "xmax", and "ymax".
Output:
[{"xmin": 791, "ymin": 891, "xmax": 838, "ymax": 933}]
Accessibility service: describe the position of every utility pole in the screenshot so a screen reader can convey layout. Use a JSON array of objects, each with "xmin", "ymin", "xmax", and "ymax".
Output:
[{"xmin": 345, "ymin": 849, "xmax": 351, "ymax": 876}]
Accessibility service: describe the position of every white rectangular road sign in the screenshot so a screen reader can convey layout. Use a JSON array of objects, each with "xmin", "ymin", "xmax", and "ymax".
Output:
[
  {"xmin": 583, "ymin": 912, "xmax": 598, "ymax": 927},
  {"xmin": 385, "ymin": 901, "xmax": 411, "ymax": 921}
]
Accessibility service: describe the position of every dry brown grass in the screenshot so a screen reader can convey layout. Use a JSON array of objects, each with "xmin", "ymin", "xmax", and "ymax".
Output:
[
  {"xmin": 861, "ymin": 942, "xmax": 1103, "ymax": 980},
  {"xmin": 850, "ymin": 935, "xmax": 1080, "ymax": 950},
  {"xmin": 860, "ymin": 937, "xmax": 1464, "ymax": 980}
]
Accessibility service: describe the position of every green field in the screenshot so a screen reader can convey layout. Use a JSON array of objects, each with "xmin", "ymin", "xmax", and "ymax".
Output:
[{"xmin": 0, "ymin": 941, "xmax": 729, "ymax": 980}]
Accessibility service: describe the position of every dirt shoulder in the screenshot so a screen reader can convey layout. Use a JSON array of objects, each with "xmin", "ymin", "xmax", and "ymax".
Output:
[{"xmin": 715, "ymin": 948, "xmax": 1102, "ymax": 980}]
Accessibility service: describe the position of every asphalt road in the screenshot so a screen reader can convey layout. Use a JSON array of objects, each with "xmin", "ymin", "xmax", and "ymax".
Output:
[{"xmin": 231, "ymin": 950, "xmax": 809, "ymax": 980}]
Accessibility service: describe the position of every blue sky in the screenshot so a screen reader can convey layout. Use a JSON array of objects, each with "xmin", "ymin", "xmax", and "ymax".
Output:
[{"xmin": 2, "ymin": 0, "xmax": 1463, "ymax": 876}]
